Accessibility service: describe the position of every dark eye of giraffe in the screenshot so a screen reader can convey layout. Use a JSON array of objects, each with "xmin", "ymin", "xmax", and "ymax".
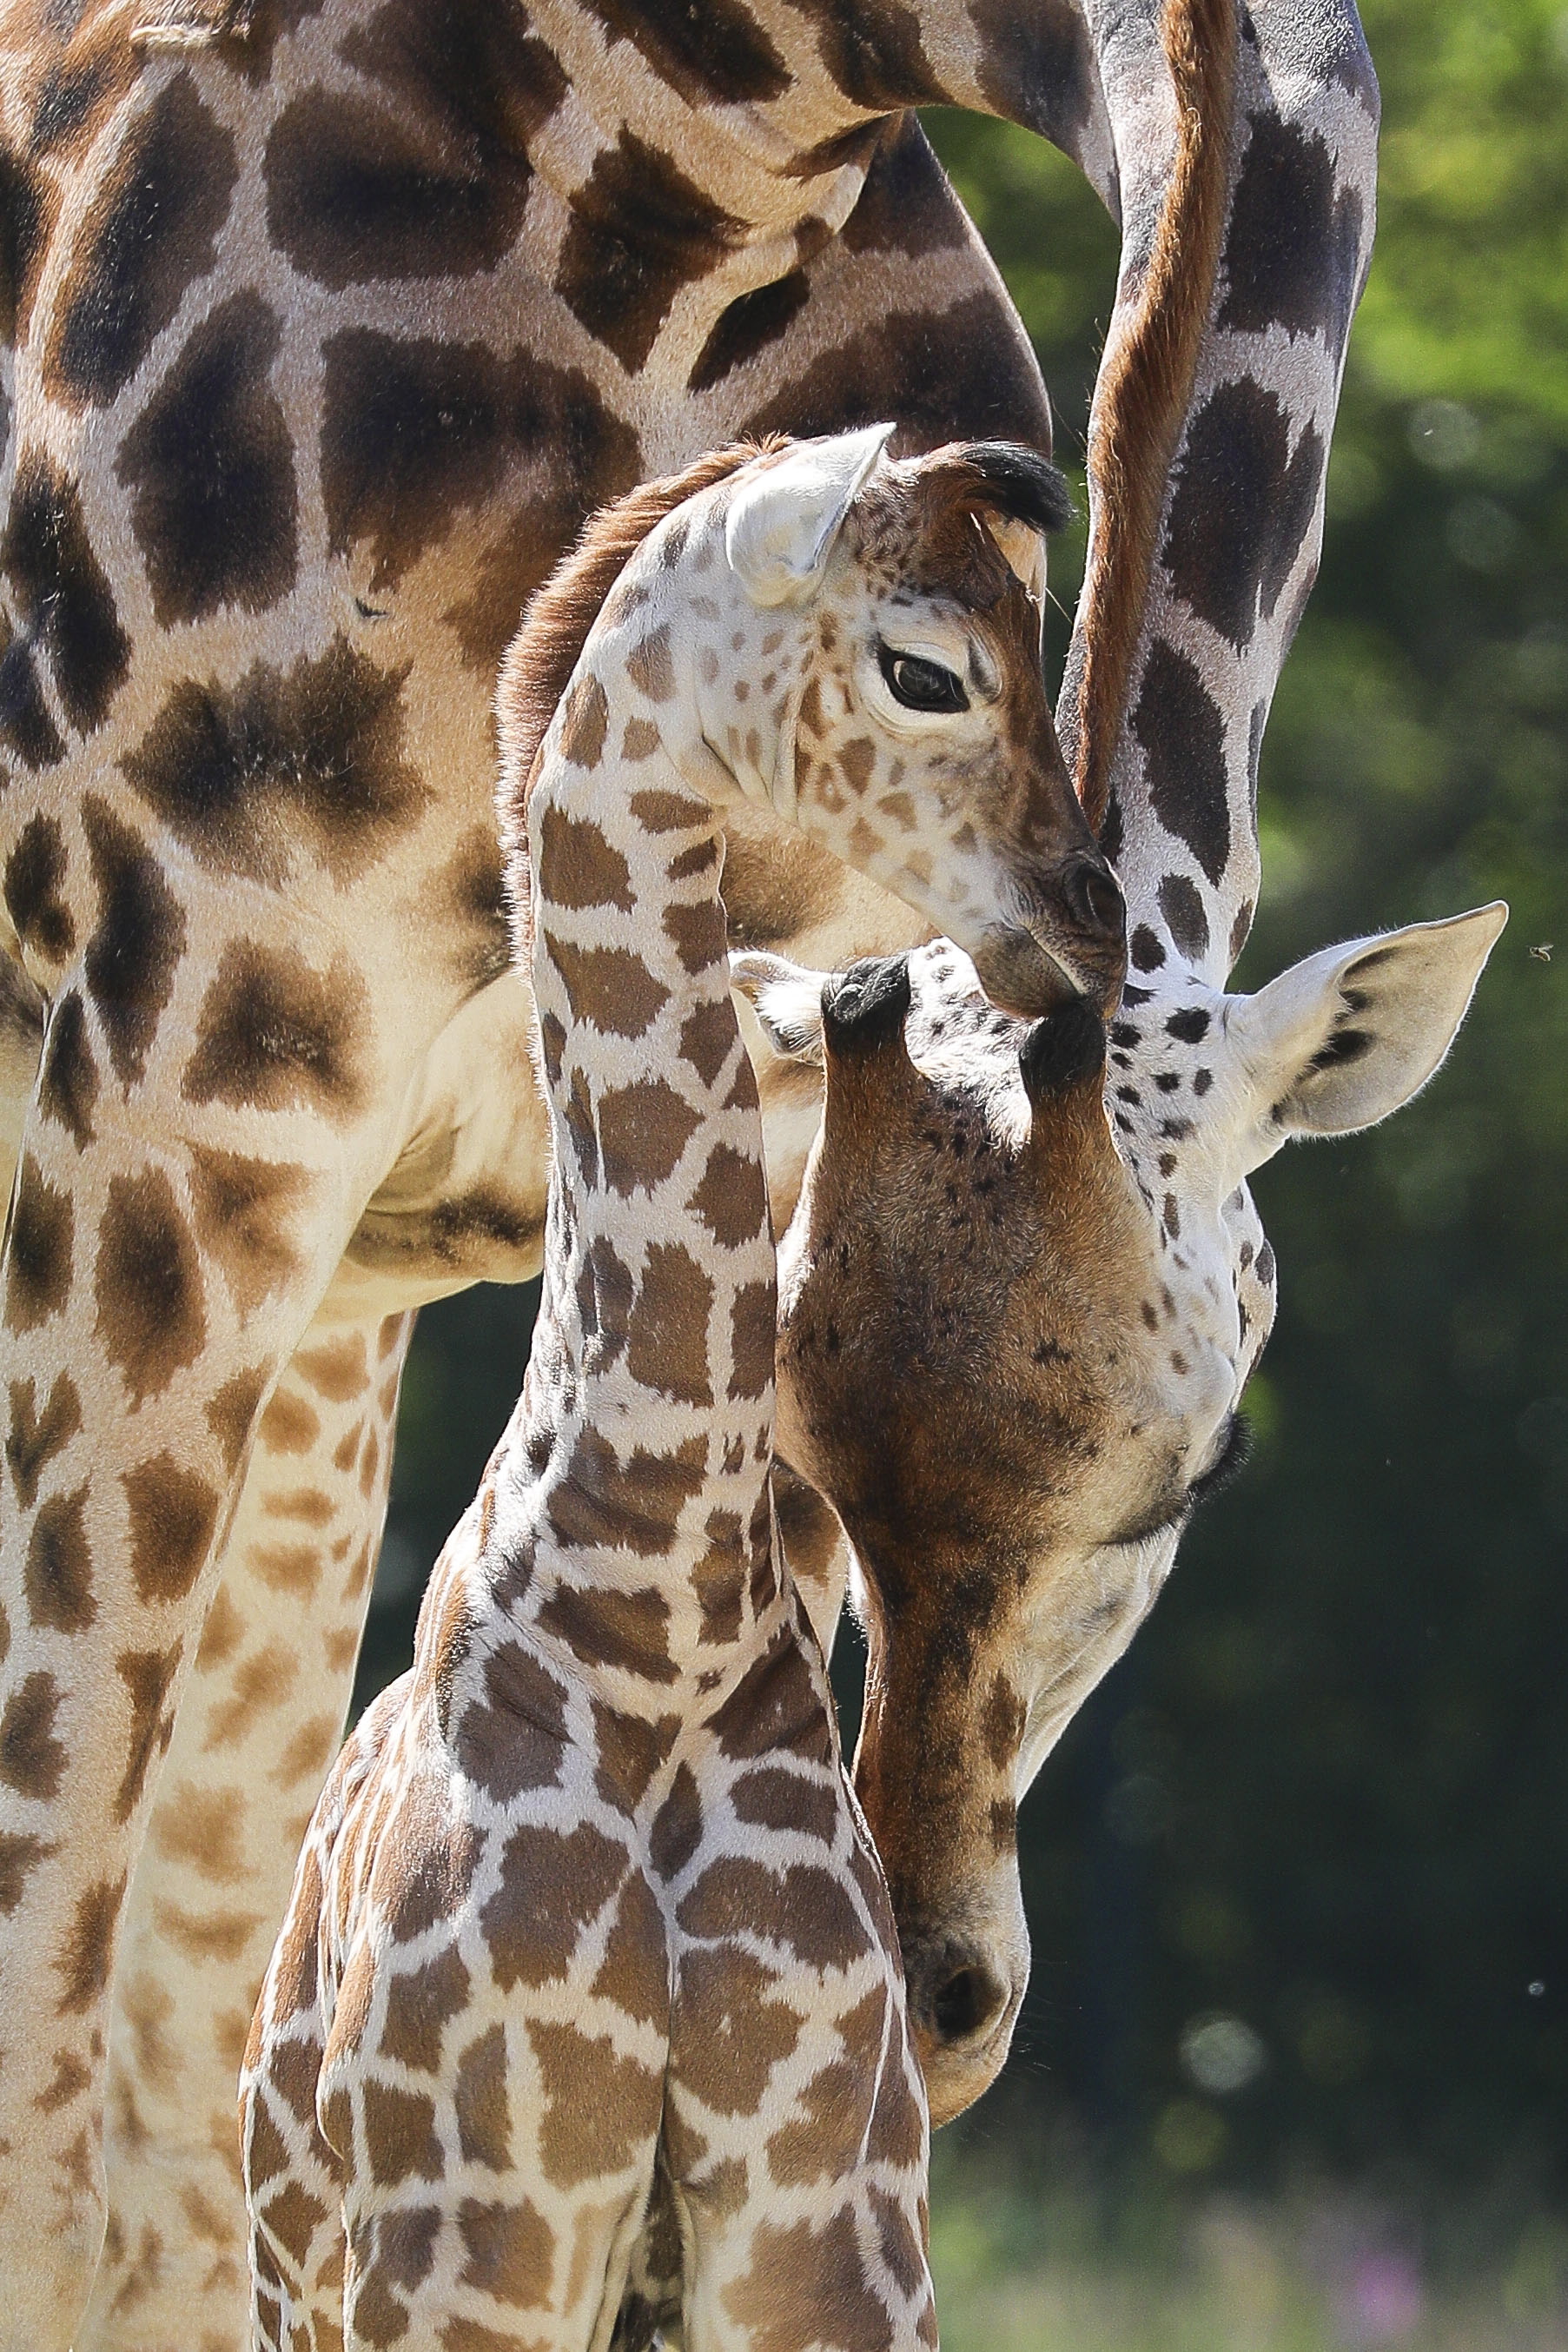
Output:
[{"xmin": 878, "ymin": 644, "xmax": 969, "ymax": 713}]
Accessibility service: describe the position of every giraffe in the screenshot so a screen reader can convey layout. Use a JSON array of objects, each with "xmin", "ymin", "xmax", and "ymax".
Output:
[
  {"xmin": 241, "ymin": 424, "xmax": 1101, "ymax": 2352},
  {"xmin": 0, "ymin": 0, "xmax": 1363, "ymax": 2340},
  {"xmin": 711, "ymin": 0, "xmax": 1505, "ymax": 2130}
]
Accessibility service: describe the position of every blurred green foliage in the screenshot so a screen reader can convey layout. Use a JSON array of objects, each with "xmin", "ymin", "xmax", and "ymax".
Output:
[{"xmin": 365, "ymin": 0, "xmax": 1568, "ymax": 2236}]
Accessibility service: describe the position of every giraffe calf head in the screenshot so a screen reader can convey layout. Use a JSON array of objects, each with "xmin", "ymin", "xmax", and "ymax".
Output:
[
  {"xmin": 711, "ymin": 432, "xmax": 1126, "ymax": 1014},
  {"xmin": 740, "ymin": 899, "xmax": 1505, "ymax": 2121}
]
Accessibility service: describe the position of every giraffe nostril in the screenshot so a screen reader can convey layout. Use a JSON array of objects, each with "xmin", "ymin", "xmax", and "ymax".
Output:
[
  {"xmin": 928, "ymin": 1958, "xmax": 1009, "ymax": 2048},
  {"xmin": 1064, "ymin": 854, "xmax": 1125, "ymax": 940}
]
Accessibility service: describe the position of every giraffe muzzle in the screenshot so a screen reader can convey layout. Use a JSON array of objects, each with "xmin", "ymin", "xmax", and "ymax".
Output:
[
  {"xmin": 973, "ymin": 852, "xmax": 1127, "ymax": 1018},
  {"xmin": 901, "ymin": 1925, "xmax": 1028, "ymax": 2125}
]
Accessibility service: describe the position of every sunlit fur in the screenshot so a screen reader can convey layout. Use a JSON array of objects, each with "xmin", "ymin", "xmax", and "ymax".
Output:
[{"xmin": 758, "ymin": 904, "xmax": 1504, "ymax": 2123}]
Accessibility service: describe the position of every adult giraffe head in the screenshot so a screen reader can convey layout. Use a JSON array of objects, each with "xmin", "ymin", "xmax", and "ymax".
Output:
[
  {"xmin": 729, "ymin": 0, "xmax": 1504, "ymax": 2126},
  {"xmin": 740, "ymin": 900, "xmax": 1502, "ymax": 2123}
]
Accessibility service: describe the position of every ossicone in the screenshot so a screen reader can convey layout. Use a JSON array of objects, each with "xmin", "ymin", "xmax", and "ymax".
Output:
[
  {"xmin": 943, "ymin": 441, "xmax": 1075, "ymax": 538},
  {"xmin": 821, "ymin": 955, "xmax": 913, "ymax": 1059},
  {"xmin": 1019, "ymin": 996, "xmax": 1106, "ymax": 1107}
]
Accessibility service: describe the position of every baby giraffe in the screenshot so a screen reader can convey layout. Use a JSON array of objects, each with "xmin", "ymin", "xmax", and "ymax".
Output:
[{"xmin": 241, "ymin": 426, "xmax": 1106, "ymax": 2351}]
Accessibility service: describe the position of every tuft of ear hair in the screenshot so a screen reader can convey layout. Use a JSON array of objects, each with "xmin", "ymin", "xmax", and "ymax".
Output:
[
  {"xmin": 821, "ymin": 955, "xmax": 913, "ymax": 1059},
  {"xmin": 1019, "ymin": 996, "xmax": 1107, "ymax": 1107}
]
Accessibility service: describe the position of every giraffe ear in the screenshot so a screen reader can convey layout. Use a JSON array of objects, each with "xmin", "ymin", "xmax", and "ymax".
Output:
[
  {"xmin": 981, "ymin": 512, "xmax": 1048, "ymax": 603},
  {"xmin": 725, "ymin": 425, "xmax": 895, "ymax": 608},
  {"xmin": 1231, "ymin": 903, "xmax": 1508, "ymax": 1161},
  {"xmin": 731, "ymin": 951, "xmax": 827, "ymax": 1066}
]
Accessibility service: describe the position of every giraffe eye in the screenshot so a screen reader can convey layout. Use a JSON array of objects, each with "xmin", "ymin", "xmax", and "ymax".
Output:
[{"xmin": 878, "ymin": 645, "xmax": 969, "ymax": 713}]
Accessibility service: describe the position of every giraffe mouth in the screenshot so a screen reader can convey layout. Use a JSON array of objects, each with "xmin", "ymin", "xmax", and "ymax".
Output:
[
  {"xmin": 972, "ymin": 852, "xmax": 1127, "ymax": 1017},
  {"xmin": 971, "ymin": 924, "xmax": 1096, "ymax": 1018}
]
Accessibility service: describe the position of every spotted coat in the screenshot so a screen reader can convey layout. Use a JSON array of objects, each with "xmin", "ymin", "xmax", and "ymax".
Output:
[
  {"xmin": 0, "ymin": 0, "xmax": 1373, "ymax": 2341},
  {"xmin": 240, "ymin": 435, "xmax": 1102, "ymax": 2352}
]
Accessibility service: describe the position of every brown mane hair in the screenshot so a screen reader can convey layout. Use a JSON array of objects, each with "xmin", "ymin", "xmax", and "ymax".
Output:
[
  {"xmin": 1064, "ymin": 0, "xmax": 1239, "ymax": 834},
  {"xmin": 496, "ymin": 437, "xmax": 786, "ymax": 856}
]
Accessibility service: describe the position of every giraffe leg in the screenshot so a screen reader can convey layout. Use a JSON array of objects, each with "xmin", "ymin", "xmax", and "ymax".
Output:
[
  {"xmin": 79, "ymin": 1308, "xmax": 412, "ymax": 2352},
  {"xmin": 669, "ymin": 1937, "xmax": 938, "ymax": 2352},
  {"xmin": 0, "ymin": 988, "xmax": 407, "ymax": 2346},
  {"xmin": 241, "ymin": 1695, "xmax": 402, "ymax": 2352}
]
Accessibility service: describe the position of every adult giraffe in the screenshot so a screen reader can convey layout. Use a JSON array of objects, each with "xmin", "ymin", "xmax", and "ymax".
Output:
[{"xmin": 0, "ymin": 0, "xmax": 1367, "ymax": 2344}]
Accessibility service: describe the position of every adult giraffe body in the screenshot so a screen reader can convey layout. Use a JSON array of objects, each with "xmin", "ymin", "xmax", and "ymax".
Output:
[{"xmin": 0, "ymin": 0, "xmax": 1372, "ymax": 2343}]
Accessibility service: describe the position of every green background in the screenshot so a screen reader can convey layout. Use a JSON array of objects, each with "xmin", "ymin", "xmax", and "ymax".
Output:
[{"xmin": 357, "ymin": 6, "xmax": 1568, "ymax": 2335}]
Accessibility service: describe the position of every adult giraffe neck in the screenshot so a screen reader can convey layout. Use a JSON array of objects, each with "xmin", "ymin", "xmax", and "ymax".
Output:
[{"xmin": 1060, "ymin": 0, "xmax": 1377, "ymax": 991}]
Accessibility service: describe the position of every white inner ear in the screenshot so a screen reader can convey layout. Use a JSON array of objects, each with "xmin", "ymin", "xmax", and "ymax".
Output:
[
  {"xmin": 1234, "ymin": 901, "xmax": 1508, "ymax": 1162},
  {"xmin": 724, "ymin": 423, "xmax": 895, "ymax": 608},
  {"xmin": 730, "ymin": 951, "xmax": 827, "ymax": 1066},
  {"xmin": 982, "ymin": 511, "xmax": 1047, "ymax": 601}
]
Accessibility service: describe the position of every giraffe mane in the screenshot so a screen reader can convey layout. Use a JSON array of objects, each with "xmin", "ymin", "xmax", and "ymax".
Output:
[
  {"xmin": 1068, "ymin": 0, "xmax": 1240, "ymax": 834},
  {"xmin": 496, "ymin": 436, "xmax": 788, "ymax": 853}
]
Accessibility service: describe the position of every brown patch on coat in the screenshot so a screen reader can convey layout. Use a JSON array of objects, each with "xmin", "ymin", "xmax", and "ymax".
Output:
[
  {"xmin": 766, "ymin": 2056, "xmax": 876, "ymax": 2186},
  {"xmin": 115, "ymin": 1643, "xmax": 182, "ymax": 1820},
  {"xmin": 123, "ymin": 1452, "xmax": 220, "ymax": 1604},
  {"xmin": 56, "ymin": 1870, "xmax": 128, "ymax": 2012},
  {"xmin": 257, "ymin": 1385, "xmax": 319, "ymax": 1455},
  {"xmin": 4, "ymin": 1154, "xmax": 72, "ymax": 1331},
  {"xmin": 590, "ymin": 1873, "xmax": 669, "ymax": 2029},
  {"xmin": 23, "ymin": 1485, "xmax": 93, "ymax": 1633},
  {"xmin": 598, "ymin": 1077, "xmax": 702, "ymax": 1196},
  {"xmin": 663, "ymin": 897, "xmax": 724, "ymax": 977},
  {"xmin": 686, "ymin": 1143, "xmax": 768, "ymax": 1249},
  {"xmin": 705, "ymin": 1628, "xmax": 831, "ymax": 1765},
  {"xmin": 0, "ymin": 1830, "xmax": 53, "ymax": 1914},
  {"xmin": 0, "ymin": 1668, "xmax": 66, "ymax": 1798},
  {"xmin": 4, "ymin": 813, "xmax": 75, "ymax": 959},
  {"xmin": 454, "ymin": 2023, "xmax": 511, "ymax": 2170},
  {"xmin": 480, "ymin": 1819, "xmax": 626, "ymax": 1991},
  {"xmin": 295, "ymin": 1331, "xmax": 370, "ymax": 1401},
  {"xmin": 544, "ymin": 936, "xmax": 671, "ymax": 1039},
  {"xmin": 82, "ymin": 797, "xmax": 186, "ymax": 1086},
  {"xmin": 182, "ymin": 941, "xmax": 370, "ymax": 1123},
  {"xmin": 535, "ymin": 804, "xmax": 630, "ymax": 912},
  {"xmin": 7, "ymin": 1373, "xmax": 83, "ymax": 1510},
  {"xmin": 382, "ymin": 1947, "xmax": 471, "ymax": 2073},
  {"xmin": 94, "ymin": 1168, "xmax": 206, "ymax": 1404},
  {"xmin": 362, "ymin": 2081, "xmax": 442, "ymax": 2188},
  {"xmin": 151, "ymin": 1784, "xmax": 247, "ymax": 1885},
  {"xmin": 203, "ymin": 1366, "xmax": 266, "ymax": 1477},
  {"xmin": 526, "ymin": 2019, "xmax": 661, "ymax": 2188},
  {"xmin": 672, "ymin": 1944, "xmax": 801, "ymax": 2117},
  {"xmin": 592, "ymin": 1704, "xmax": 682, "ymax": 1811},
  {"xmin": 731, "ymin": 1765, "xmax": 839, "ymax": 1843},
  {"xmin": 678, "ymin": 1857, "xmax": 869, "ymax": 1969},
  {"xmin": 456, "ymin": 2196, "xmax": 555, "ymax": 2305},
  {"xmin": 625, "ymin": 1242, "xmax": 713, "ymax": 1408},
  {"xmin": 455, "ymin": 1641, "xmax": 566, "ymax": 1804}
]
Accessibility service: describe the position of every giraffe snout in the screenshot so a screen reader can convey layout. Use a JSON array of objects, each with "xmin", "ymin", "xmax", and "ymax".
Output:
[
  {"xmin": 898, "ymin": 1911, "xmax": 1029, "ymax": 2124},
  {"xmin": 971, "ymin": 848, "xmax": 1126, "ymax": 1018}
]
